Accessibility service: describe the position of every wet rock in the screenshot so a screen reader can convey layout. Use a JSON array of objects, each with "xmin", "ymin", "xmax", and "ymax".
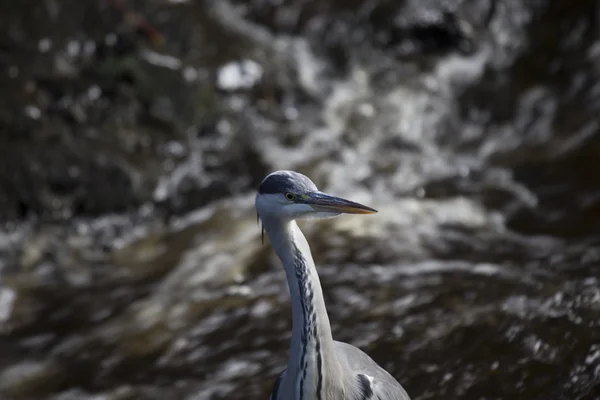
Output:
[
  {"xmin": 0, "ymin": 360, "xmax": 65, "ymax": 399},
  {"xmin": 1, "ymin": 0, "xmax": 600, "ymax": 399},
  {"xmin": 0, "ymin": 287, "xmax": 16, "ymax": 324}
]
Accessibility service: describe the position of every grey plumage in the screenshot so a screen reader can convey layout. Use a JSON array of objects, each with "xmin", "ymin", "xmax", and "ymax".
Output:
[{"xmin": 256, "ymin": 171, "xmax": 410, "ymax": 400}]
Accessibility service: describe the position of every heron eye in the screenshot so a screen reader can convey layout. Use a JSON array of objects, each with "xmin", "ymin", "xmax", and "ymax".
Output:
[{"xmin": 285, "ymin": 193, "xmax": 296, "ymax": 201}]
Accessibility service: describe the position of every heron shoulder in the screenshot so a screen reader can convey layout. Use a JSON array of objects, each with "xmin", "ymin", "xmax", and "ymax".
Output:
[{"xmin": 333, "ymin": 341, "xmax": 411, "ymax": 400}]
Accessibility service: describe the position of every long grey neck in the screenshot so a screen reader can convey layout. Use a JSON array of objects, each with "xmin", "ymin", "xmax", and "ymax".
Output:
[{"xmin": 263, "ymin": 218, "xmax": 342, "ymax": 398}]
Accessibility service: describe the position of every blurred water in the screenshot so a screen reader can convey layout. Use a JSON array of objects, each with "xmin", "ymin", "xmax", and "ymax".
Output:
[{"xmin": 1, "ymin": 0, "xmax": 600, "ymax": 399}]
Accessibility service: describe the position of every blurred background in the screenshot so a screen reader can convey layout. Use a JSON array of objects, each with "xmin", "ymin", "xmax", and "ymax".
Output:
[{"xmin": 1, "ymin": 0, "xmax": 600, "ymax": 399}]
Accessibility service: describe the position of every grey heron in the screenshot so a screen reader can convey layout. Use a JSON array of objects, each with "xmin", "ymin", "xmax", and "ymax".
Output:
[{"xmin": 256, "ymin": 170, "xmax": 411, "ymax": 400}]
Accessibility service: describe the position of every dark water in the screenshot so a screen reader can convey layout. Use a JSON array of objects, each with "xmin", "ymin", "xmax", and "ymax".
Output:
[{"xmin": 1, "ymin": 0, "xmax": 600, "ymax": 399}]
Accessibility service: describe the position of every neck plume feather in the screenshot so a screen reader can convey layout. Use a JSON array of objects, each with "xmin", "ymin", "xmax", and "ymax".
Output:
[{"xmin": 263, "ymin": 219, "xmax": 342, "ymax": 399}]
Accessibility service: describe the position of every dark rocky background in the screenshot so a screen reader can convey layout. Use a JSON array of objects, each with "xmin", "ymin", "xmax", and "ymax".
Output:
[{"xmin": 1, "ymin": 0, "xmax": 599, "ymax": 399}]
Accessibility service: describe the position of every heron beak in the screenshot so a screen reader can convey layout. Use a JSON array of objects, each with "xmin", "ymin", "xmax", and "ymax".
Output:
[{"xmin": 304, "ymin": 192, "xmax": 378, "ymax": 214}]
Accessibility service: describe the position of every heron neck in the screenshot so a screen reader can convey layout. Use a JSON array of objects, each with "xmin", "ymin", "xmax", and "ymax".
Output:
[{"xmin": 264, "ymin": 218, "xmax": 342, "ymax": 395}]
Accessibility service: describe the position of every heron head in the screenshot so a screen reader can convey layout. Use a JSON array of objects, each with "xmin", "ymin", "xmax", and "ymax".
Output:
[{"xmin": 255, "ymin": 170, "xmax": 377, "ymax": 222}]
